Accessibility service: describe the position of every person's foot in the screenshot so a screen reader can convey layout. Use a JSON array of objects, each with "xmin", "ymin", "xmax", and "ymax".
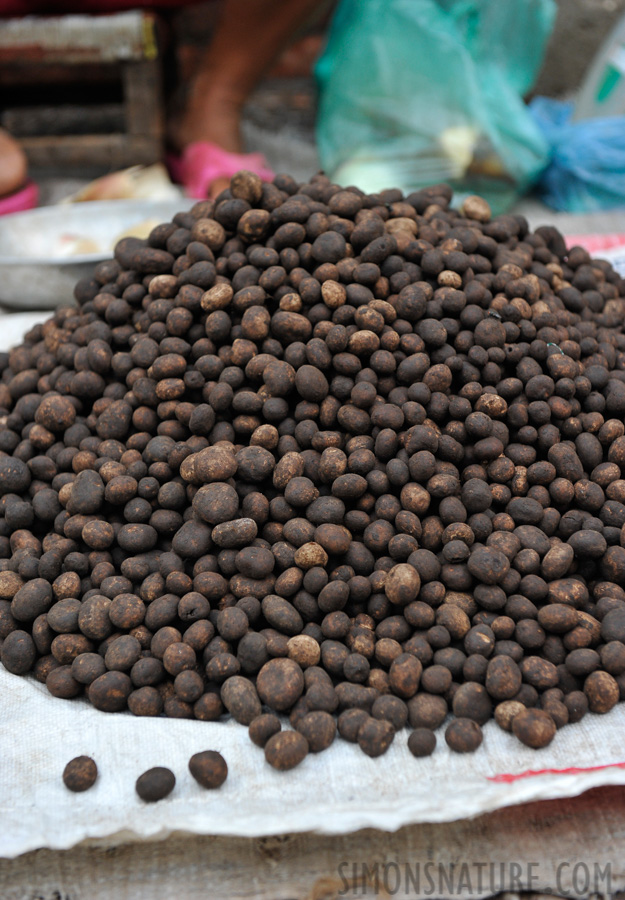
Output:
[
  {"xmin": 173, "ymin": 142, "xmax": 274, "ymax": 200},
  {"xmin": 0, "ymin": 128, "xmax": 28, "ymax": 198},
  {"xmin": 174, "ymin": 79, "xmax": 247, "ymax": 197},
  {"xmin": 176, "ymin": 76, "xmax": 244, "ymax": 151}
]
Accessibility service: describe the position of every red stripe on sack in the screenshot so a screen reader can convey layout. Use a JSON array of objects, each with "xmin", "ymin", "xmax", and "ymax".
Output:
[
  {"xmin": 488, "ymin": 762, "xmax": 625, "ymax": 783},
  {"xmin": 565, "ymin": 234, "xmax": 625, "ymax": 254}
]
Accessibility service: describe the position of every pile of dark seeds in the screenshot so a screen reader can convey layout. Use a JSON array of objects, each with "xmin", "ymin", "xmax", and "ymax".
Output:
[{"xmin": 2, "ymin": 170, "xmax": 625, "ymax": 769}]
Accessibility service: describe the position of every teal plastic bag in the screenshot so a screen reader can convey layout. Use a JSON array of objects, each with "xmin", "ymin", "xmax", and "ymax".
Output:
[{"xmin": 315, "ymin": 0, "xmax": 556, "ymax": 214}]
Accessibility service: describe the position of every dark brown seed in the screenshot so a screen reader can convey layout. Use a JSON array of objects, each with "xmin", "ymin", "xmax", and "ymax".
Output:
[
  {"xmin": 407, "ymin": 693, "xmax": 448, "ymax": 730},
  {"xmin": 485, "ymin": 656, "xmax": 522, "ymax": 700},
  {"xmin": 337, "ymin": 708, "xmax": 370, "ymax": 743},
  {"xmin": 0, "ymin": 457, "xmax": 31, "ymax": 495},
  {"xmin": 220, "ymin": 676, "xmax": 262, "ymax": 725},
  {"xmin": 295, "ymin": 710, "xmax": 337, "ymax": 752},
  {"xmin": 357, "ymin": 717, "xmax": 395, "ymax": 757},
  {"xmin": 88, "ymin": 671, "xmax": 132, "ymax": 712},
  {"xmin": 62, "ymin": 756, "xmax": 98, "ymax": 792},
  {"xmin": 249, "ymin": 713, "xmax": 282, "ymax": 747},
  {"xmin": 384, "ymin": 563, "xmax": 420, "ymax": 606},
  {"xmin": 194, "ymin": 692, "xmax": 224, "ymax": 721},
  {"xmin": 128, "ymin": 686, "xmax": 163, "ymax": 717},
  {"xmin": 371, "ymin": 695, "xmax": 408, "ymax": 732},
  {"xmin": 452, "ymin": 683, "xmax": 492, "ymax": 725},
  {"xmin": 135, "ymin": 766, "xmax": 176, "ymax": 802},
  {"xmin": 264, "ymin": 731, "xmax": 309, "ymax": 770},
  {"xmin": 256, "ymin": 658, "xmax": 305, "ymax": 712},
  {"xmin": 407, "ymin": 728, "xmax": 436, "ymax": 758},
  {"xmin": 444, "ymin": 718, "xmax": 483, "ymax": 753},
  {"xmin": 564, "ymin": 691, "xmax": 589, "ymax": 723},
  {"xmin": 389, "ymin": 653, "xmax": 422, "ymax": 699},
  {"xmin": 2, "ymin": 170, "xmax": 625, "ymax": 762},
  {"xmin": 584, "ymin": 671, "xmax": 619, "ymax": 713},
  {"xmin": 512, "ymin": 708, "xmax": 557, "ymax": 748},
  {"xmin": 1, "ymin": 629, "xmax": 36, "ymax": 674},
  {"xmin": 188, "ymin": 750, "xmax": 228, "ymax": 789}
]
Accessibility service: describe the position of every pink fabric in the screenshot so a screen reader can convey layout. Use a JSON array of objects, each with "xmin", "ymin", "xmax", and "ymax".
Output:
[
  {"xmin": 173, "ymin": 141, "xmax": 274, "ymax": 199},
  {"xmin": 565, "ymin": 233, "xmax": 625, "ymax": 254},
  {"xmin": 0, "ymin": 181, "xmax": 38, "ymax": 215}
]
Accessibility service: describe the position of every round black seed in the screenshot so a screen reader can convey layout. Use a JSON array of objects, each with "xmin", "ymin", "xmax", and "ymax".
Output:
[{"xmin": 135, "ymin": 766, "xmax": 176, "ymax": 802}]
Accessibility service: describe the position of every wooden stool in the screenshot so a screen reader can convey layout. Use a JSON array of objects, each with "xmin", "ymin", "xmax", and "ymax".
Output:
[{"xmin": 0, "ymin": 10, "xmax": 164, "ymax": 171}]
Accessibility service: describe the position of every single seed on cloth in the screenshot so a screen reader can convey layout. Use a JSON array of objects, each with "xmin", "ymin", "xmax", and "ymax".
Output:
[
  {"xmin": 87, "ymin": 671, "xmax": 132, "ymax": 712},
  {"xmin": 188, "ymin": 750, "xmax": 228, "ymax": 789},
  {"xmin": 128, "ymin": 686, "xmax": 163, "ymax": 717},
  {"xmin": 444, "ymin": 718, "xmax": 483, "ymax": 753},
  {"xmin": 63, "ymin": 756, "xmax": 98, "ymax": 792},
  {"xmin": 407, "ymin": 728, "xmax": 436, "ymax": 758},
  {"xmin": 249, "ymin": 713, "xmax": 281, "ymax": 748},
  {"xmin": 135, "ymin": 766, "xmax": 176, "ymax": 802},
  {"xmin": 512, "ymin": 708, "xmax": 557, "ymax": 748},
  {"xmin": 1, "ymin": 630, "xmax": 36, "ymax": 674},
  {"xmin": 264, "ymin": 731, "xmax": 308, "ymax": 771}
]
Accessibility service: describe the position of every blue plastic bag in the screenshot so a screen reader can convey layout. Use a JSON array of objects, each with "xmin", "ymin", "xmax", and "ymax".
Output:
[
  {"xmin": 530, "ymin": 96, "xmax": 625, "ymax": 212},
  {"xmin": 315, "ymin": 0, "xmax": 555, "ymax": 214}
]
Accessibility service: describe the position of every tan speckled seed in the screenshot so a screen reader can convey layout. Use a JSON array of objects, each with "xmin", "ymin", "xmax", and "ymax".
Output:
[
  {"xmin": 494, "ymin": 700, "xmax": 526, "ymax": 732},
  {"xmin": 287, "ymin": 635, "xmax": 321, "ymax": 668},
  {"xmin": 293, "ymin": 542, "xmax": 328, "ymax": 570}
]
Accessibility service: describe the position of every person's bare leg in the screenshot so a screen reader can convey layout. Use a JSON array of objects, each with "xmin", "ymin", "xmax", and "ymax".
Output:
[
  {"xmin": 178, "ymin": 0, "xmax": 323, "ymax": 155},
  {"xmin": 0, "ymin": 129, "xmax": 27, "ymax": 197}
]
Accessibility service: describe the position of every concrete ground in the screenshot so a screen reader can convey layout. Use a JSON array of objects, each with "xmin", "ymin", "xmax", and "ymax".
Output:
[{"xmin": 535, "ymin": 0, "xmax": 625, "ymax": 99}]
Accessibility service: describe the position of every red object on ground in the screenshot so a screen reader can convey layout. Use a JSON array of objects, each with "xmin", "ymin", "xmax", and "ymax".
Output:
[
  {"xmin": 0, "ymin": 181, "xmax": 38, "ymax": 216},
  {"xmin": 170, "ymin": 141, "xmax": 274, "ymax": 199}
]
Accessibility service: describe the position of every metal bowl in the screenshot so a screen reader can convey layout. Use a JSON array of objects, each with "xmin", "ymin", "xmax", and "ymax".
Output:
[{"xmin": 0, "ymin": 199, "xmax": 193, "ymax": 309}]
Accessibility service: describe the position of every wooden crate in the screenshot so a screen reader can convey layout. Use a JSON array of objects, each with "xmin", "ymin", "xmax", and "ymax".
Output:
[{"xmin": 0, "ymin": 11, "xmax": 164, "ymax": 170}]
